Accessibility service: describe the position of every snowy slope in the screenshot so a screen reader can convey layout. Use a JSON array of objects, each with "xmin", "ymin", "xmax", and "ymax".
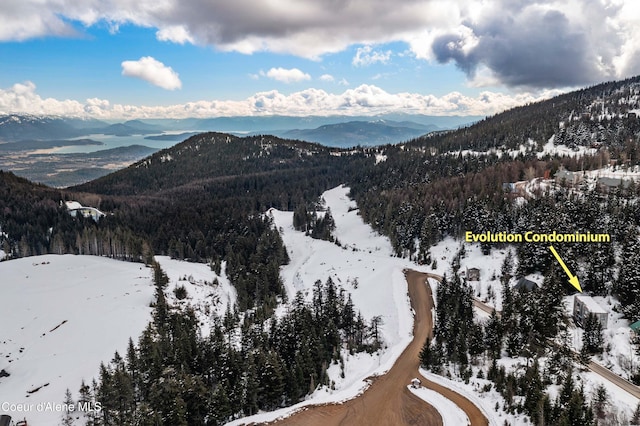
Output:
[
  {"xmin": 230, "ymin": 185, "xmax": 501, "ymax": 425},
  {"xmin": 154, "ymin": 256, "xmax": 237, "ymax": 336},
  {"xmin": 0, "ymin": 255, "xmax": 155, "ymax": 426},
  {"xmin": 271, "ymin": 185, "xmax": 417, "ymax": 386}
]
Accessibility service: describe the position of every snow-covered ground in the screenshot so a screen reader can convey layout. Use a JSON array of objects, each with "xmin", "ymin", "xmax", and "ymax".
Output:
[
  {"xmin": 536, "ymin": 136, "xmax": 598, "ymax": 159},
  {"xmin": 0, "ymin": 254, "xmax": 238, "ymax": 426},
  {"xmin": 4, "ymin": 183, "xmax": 635, "ymax": 425},
  {"xmin": 154, "ymin": 256, "xmax": 236, "ymax": 337},
  {"xmin": 426, "ymin": 236, "xmax": 640, "ymax": 421},
  {"xmin": 230, "ymin": 185, "xmax": 507, "ymax": 425},
  {"xmin": 0, "ymin": 255, "xmax": 155, "ymax": 426},
  {"xmin": 565, "ymin": 294, "xmax": 640, "ymax": 382},
  {"xmin": 408, "ymin": 383, "xmax": 470, "ymax": 426}
]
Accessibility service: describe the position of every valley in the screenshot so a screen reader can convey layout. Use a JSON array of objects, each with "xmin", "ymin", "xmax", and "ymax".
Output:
[{"xmin": 1, "ymin": 75, "xmax": 640, "ymax": 425}]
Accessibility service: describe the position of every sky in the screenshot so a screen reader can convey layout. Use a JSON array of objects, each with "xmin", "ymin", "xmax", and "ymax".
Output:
[{"xmin": 0, "ymin": 0, "xmax": 639, "ymax": 120}]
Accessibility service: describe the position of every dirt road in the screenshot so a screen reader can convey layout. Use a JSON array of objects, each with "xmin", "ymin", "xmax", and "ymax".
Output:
[{"xmin": 265, "ymin": 270, "xmax": 488, "ymax": 426}]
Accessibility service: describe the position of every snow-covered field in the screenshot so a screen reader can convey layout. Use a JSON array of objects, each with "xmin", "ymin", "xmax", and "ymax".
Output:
[
  {"xmin": 0, "ymin": 185, "xmax": 473, "ymax": 426},
  {"xmin": 0, "ymin": 255, "xmax": 155, "ymax": 426}
]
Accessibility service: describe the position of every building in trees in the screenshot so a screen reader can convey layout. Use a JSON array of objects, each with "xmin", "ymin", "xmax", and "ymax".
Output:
[
  {"xmin": 466, "ymin": 267, "xmax": 480, "ymax": 282},
  {"xmin": 574, "ymin": 295, "xmax": 608, "ymax": 328},
  {"xmin": 555, "ymin": 166, "xmax": 583, "ymax": 187},
  {"xmin": 513, "ymin": 277, "xmax": 538, "ymax": 292}
]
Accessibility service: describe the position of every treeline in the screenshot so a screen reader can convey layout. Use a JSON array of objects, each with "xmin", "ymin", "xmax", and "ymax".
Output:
[
  {"xmin": 72, "ymin": 133, "xmax": 363, "ymax": 197},
  {"xmin": 0, "ymin": 132, "xmax": 374, "ymax": 310},
  {"xmin": 0, "ymin": 171, "xmax": 151, "ymax": 261},
  {"xmin": 420, "ymin": 259, "xmax": 632, "ymax": 424},
  {"xmin": 293, "ymin": 203, "xmax": 336, "ymax": 242},
  {"xmin": 67, "ymin": 265, "xmax": 382, "ymax": 425},
  {"xmin": 403, "ymin": 75, "xmax": 640, "ymax": 153},
  {"xmin": 351, "ymin": 150, "xmax": 640, "ymax": 322}
]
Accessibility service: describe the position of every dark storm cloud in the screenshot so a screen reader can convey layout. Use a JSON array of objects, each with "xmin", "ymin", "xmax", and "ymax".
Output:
[
  {"xmin": 1, "ymin": 0, "xmax": 638, "ymax": 89},
  {"xmin": 432, "ymin": 8, "xmax": 610, "ymax": 89}
]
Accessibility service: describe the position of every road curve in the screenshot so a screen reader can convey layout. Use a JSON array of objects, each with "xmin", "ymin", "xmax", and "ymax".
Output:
[{"xmin": 260, "ymin": 270, "xmax": 488, "ymax": 426}]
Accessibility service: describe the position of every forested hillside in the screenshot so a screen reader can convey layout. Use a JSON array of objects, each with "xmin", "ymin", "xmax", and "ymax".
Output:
[
  {"xmin": 1, "ymin": 133, "xmax": 373, "ymax": 310},
  {"xmin": 403, "ymin": 75, "xmax": 640, "ymax": 153},
  {"xmin": 2, "ymin": 75, "xmax": 640, "ymax": 425}
]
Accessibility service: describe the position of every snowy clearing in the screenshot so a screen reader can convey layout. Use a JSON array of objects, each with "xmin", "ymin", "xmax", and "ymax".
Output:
[
  {"xmin": 229, "ymin": 185, "xmax": 421, "ymax": 424},
  {"xmin": 0, "ymin": 255, "xmax": 155, "ymax": 426},
  {"xmin": 154, "ymin": 256, "xmax": 236, "ymax": 337},
  {"xmin": 231, "ymin": 185, "xmax": 505, "ymax": 425}
]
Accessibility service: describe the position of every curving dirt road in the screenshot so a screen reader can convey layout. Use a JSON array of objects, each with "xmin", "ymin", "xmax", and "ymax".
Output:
[{"xmin": 263, "ymin": 270, "xmax": 488, "ymax": 426}]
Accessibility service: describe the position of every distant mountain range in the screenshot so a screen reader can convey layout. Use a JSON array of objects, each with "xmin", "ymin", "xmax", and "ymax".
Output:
[
  {"xmin": 0, "ymin": 114, "xmax": 481, "ymax": 146},
  {"xmin": 274, "ymin": 120, "xmax": 440, "ymax": 147},
  {"xmin": 0, "ymin": 115, "xmax": 163, "ymax": 141}
]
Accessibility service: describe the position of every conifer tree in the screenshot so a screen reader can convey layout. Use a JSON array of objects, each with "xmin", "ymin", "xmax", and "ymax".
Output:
[
  {"xmin": 582, "ymin": 313, "xmax": 604, "ymax": 355},
  {"xmin": 485, "ymin": 309, "xmax": 503, "ymax": 359},
  {"xmin": 61, "ymin": 388, "xmax": 75, "ymax": 426},
  {"xmin": 419, "ymin": 337, "xmax": 433, "ymax": 369},
  {"xmin": 614, "ymin": 227, "xmax": 640, "ymax": 319}
]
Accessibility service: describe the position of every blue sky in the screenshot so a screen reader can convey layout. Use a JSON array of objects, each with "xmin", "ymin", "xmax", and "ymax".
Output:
[{"xmin": 0, "ymin": 0, "xmax": 638, "ymax": 119}]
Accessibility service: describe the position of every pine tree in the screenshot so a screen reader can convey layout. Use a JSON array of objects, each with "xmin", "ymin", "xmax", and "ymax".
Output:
[
  {"xmin": 78, "ymin": 380, "xmax": 94, "ymax": 425},
  {"xmin": 61, "ymin": 388, "xmax": 75, "ymax": 426},
  {"xmin": 592, "ymin": 384, "xmax": 608, "ymax": 421},
  {"xmin": 258, "ymin": 351, "xmax": 285, "ymax": 410},
  {"xmin": 485, "ymin": 309, "xmax": 503, "ymax": 359},
  {"xmin": 368, "ymin": 315, "xmax": 383, "ymax": 351},
  {"xmin": 341, "ymin": 294, "xmax": 355, "ymax": 350},
  {"xmin": 522, "ymin": 360, "xmax": 544, "ymax": 423},
  {"xmin": 632, "ymin": 402, "xmax": 640, "ymax": 425},
  {"xmin": 559, "ymin": 368, "xmax": 575, "ymax": 406},
  {"xmin": 582, "ymin": 313, "xmax": 604, "ymax": 355},
  {"xmin": 532, "ymin": 265, "xmax": 566, "ymax": 347},
  {"xmin": 419, "ymin": 337, "xmax": 433, "ymax": 369}
]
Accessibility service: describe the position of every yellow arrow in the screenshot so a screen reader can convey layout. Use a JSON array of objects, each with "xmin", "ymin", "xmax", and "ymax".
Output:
[{"xmin": 548, "ymin": 245, "xmax": 582, "ymax": 292}]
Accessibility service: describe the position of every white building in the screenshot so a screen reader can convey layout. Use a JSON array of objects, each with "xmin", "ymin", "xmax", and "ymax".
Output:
[
  {"xmin": 573, "ymin": 295, "xmax": 608, "ymax": 328},
  {"xmin": 64, "ymin": 201, "xmax": 105, "ymax": 221}
]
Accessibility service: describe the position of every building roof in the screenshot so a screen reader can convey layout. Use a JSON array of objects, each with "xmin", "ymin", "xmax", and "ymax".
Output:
[
  {"xmin": 597, "ymin": 176, "xmax": 622, "ymax": 187},
  {"xmin": 630, "ymin": 320, "xmax": 640, "ymax": 332},
  {"xmin": 555, "ymin": 167, "xmax": 582, "ymax": 182},
  {"xmin": 65, "ymin": 201, "xmax": 83, "ymax": 210},
  {"xmin": 575, "ymin": 295, "xmax": 607, "ymax": 314},
  {"xmin": 514, "ymin": 277, "xmax": 538, "ymax": 291}
]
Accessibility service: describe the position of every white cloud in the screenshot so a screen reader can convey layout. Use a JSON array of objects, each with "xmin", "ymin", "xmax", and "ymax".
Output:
[
  {"xmin": 121, "ymin": 56, "xmax": 182, "ymax": 90},
  {"xmin": 156, "ymin": 25, "xmax": 193, "ymax": 44},
  {"xmin": 1, "ymin": 1, "xmax": 639, "ymax": 89},
  {"xmin": 319, "ymin": 74, "xmax": 335, "ymax": 82},
  {"xmin": 263, "ymin": 67, "xmax": 311, "ymax": 84},
  {"xmin": 0, "ymin": 80, "xmax": 560, "ymax": 120},
  {"xmin": 352, "ymin": 45, "xmax": 392, "ymax": 67}
]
